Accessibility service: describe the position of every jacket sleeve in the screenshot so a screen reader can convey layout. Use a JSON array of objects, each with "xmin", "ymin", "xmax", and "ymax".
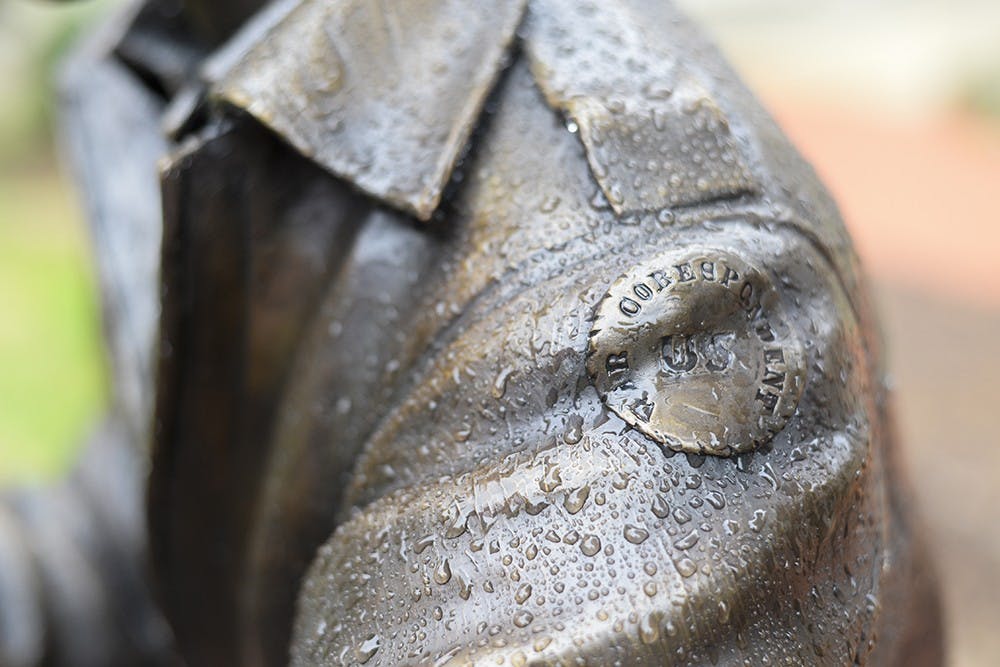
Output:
[
  {"xmin": 281, "ymin": 50, "xmax": 937, "ymax": 666},
  {"xmin": 0, "ymin": 423, "xmax": 172, "ymax": 667}
]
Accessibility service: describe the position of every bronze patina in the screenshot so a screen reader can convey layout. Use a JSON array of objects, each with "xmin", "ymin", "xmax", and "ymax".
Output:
[
  {"xmin": 0, "ymin": 0, "xmax": 943, "ymax": 665},
  {"xmin": 587, "ymin": 249, "xmax": 807, "ymax": 456}
]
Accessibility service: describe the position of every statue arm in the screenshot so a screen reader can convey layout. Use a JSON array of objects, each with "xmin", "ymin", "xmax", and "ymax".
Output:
[{"xmin": 0, "ymin": 423, "xmax": 172, "ymax": 667}]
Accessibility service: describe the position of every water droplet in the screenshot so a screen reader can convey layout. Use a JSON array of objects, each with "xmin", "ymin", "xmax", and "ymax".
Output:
[
  {"xmin": 413, "ymin": 534, "xmax": 435, "ymax": 554},
  {"xmin": 611, "ymin": 472, "xmax": 630, "ymax": 490},
  {"xmin": 624, "ymin": 524, "xmax": 650, "ymax": 544},
  {"xmin": 442, "ymin": 506, "xmax": 467, "ymax": 539},
  {"xmin": 563, "ymin": 414, "xmax": 584, "ymax": 444},
  {"xmin": 453, "ymin": 423, "xmax": 472, "ymax": 442},
  {"xmin": 434, "ymin": 558, "xmax": 452, "ymax": 585},
  {"xmin": 513, "ymin": 610, "xmax": 534, "ymax": 628},
  {"xmin": 718, "ymin": 600, "xmax": 730, "ymax": 624},
  {"xmin": 533, "ymin": 636, "xmax": 552, "ymax": 652},
  {"xmin": 656, "ymin": 208, "xmax": 675, "ymax": 226},
  {"xmin": 492, "ymin": 366, "xmax": 514, "ymax": 399},
  {"xmin": 563, "ymin": 485, "xmax": 590, "ymax": 515},
  {"xmin": 580, "ymin": 534, "xmax": 602, "ymax": 556},
  {"xmin": 525, "ymin": 498, "xmax": 549, "ymax": 515},
  {"xmin": 539, "ymin": 195, "xmax": 561, "ymax": 213},
  {"xmin": 674, "ymin": 530, "xmax": 699, "ymax": 550},
  {"xmin": 651, "ymin": 494, "xmax": 670, "ymax": 518},
  {"xmin": 675, "ymin": 558, "xmax": 697, "ymax": 577},
  {"xmin": 355, "ymin": 634, "xmax": 380, "ymax": 664},
  {"xmin": 643, "ymin": 82, "xmax": 673, "ymax": 100},
  {"xmin": 515, "ymin": 583, "xmax": 532, "ymax": 605},
  {"xmin": 589, "ymin": 189, "xmax": 611, "ymax": 211},
  {"xmin": 706, "ymin": 491, "xmax": 726, "ymax": 510},
  {"xmin": 540, "ymin": 463, "xmax": 563, "ymax": 493},
  {"xmin": 458, "ymin": 574, "xmax": 473, "ymax": 600}
]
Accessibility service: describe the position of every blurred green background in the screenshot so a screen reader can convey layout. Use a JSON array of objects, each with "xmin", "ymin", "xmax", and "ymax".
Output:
[{"xmin": 0, "ymin": 1, "xmax": 116, "ymax": 482}]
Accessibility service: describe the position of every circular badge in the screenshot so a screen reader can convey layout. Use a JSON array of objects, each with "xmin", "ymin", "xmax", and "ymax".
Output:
[{"xmin": 586, "ymin": 250, "xmax": 806, "ymax": 456}]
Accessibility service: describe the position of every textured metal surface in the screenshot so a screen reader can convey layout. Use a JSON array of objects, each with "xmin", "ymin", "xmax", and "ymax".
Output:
[
  {"xmin": 59, "ymin": 30, "xmax": 167, "ymax": 448},
  {"xmin": 278, "ymin": 53, "xmax": 916, "ymax": 663},
  {"xmin": 209, "ymin": 0, "xmax": 527, "ymax": 220},
  {"xmin": 586, "ymin": 250, "xmax": 806, "ymax": 456},
  {"xmin": 525, "ymin": 0, "xmax": 758, "ymax": 215},
  {"xmin": 22, "ymin": 0, "xmax": 945, "ymax": 665},
  {"xmin": 0, "ymin": 421, "xmax": 173, "ymax": 667},
  {"xmin": 153, "ymin": 119, "xmax": 369, "ymax": 666},
  {"xmin": 158, "ymin": 1, "xmax": 940, "ymax": 664}
]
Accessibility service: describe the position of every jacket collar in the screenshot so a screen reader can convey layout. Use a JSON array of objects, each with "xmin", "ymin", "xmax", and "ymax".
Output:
[
  {"xmin": 204, "ymin": 0, "xmax": 528, "ymax": 221},
  {"xmin": 202, "ymin": 0, "xmax": 760, "ymax": 224}
]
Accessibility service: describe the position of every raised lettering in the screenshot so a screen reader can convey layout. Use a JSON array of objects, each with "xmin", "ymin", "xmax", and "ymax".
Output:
[
  {"xmin": 629, "ymin": 397, "xmax": 655, "ymax": 423},
  {"xmin": 703, "ymin": 332, "xmax": 735, "ymax": 371},
  {"xmin": 619, "ymin": 297, "xmax": 641, "ymax": 316},
  {"xmin": 700, "ymin": 261, "xmax": 716, "ymax": 281},
  {"xmin": 755, "ymin": 319, "xmax": 775, "ymax": 342},
  {"xmin": 648, "ymin": 270, "xmax": 672, "ymax": 291},
  {"xmin": 755, "ymin": 388, "xmax": 779, "ymax": 413},
  {"xmin": 675, "ymin": 263, "xmax": 696, "ymax": 283},
  {"xmin": 720, "ymin": 265, "xmax": 740, "ymax": 286},
  {"xmin": 587, "ymin": 250, "xmax": 804, "ymax": 456},
  {"xmin": 762, "ymin": 368, "xmax": 785, "ymax": 390},
  {"xmin": 633, "ymin": 282, "xmax": 654, "ymax": 301},
  {"xmin": 606, "ymin": 351, "xmax": 630, "ymax": 375},
  {"xmin": 763, "ymin": 348, "xmax": 785, "ymax": 365},
  {"xmin": 662, "ymin": 335, "xmax": 698, "ymax": 372}
]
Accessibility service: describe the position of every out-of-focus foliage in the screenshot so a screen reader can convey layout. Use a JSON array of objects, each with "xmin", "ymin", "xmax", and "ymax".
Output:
[
  {"xmin": 0, "ymin": 170, "xmax": 105, "ymax": 482},
  {"xmin": 0, "ymin": 1, "xmax": 115, "ymax": 167},
  {"xmin": 0, "ymin": 1, "xmax": 116, "ymax": 483}
]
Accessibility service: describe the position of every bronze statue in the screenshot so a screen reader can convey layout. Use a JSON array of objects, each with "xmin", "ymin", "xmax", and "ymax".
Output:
[{"xmin": 1, "ymin": 0, "xmax": 943, "ymax": 665}]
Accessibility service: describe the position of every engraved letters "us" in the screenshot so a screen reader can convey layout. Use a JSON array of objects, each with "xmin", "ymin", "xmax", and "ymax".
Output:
[{"xmin": 587, "ymin": 250, "xmax": 806, "ymax": 456}]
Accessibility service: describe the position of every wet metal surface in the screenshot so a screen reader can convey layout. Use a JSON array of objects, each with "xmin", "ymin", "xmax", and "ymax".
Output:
[
  {"xmin": 7, "ymin": 0, "xmax": 945, "ymax": 665},
  {"xmin": 587, "ymin": 249, "xmax": 806, "ymax": 456},
  {"xmin": 525, "ymin": 0, "xmax": 758, "ymax": 214},
  {"xmin": 210, "ymin": 0, "xmax": 527, "ymax": 220}
]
